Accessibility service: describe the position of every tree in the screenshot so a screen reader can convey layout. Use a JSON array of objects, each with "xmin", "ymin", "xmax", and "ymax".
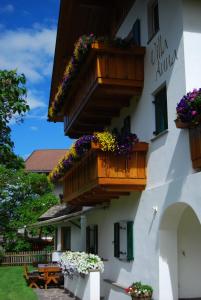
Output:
[
  {"xmin": 0, "ymin": 69, "xmax": 29, "ymax": 169},
  {"xmin": 0, "ymin": 165, "xmax": 58, "ymax": 251}
]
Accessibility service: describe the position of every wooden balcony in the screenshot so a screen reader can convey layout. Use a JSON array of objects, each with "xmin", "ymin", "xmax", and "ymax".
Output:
[
  {"xmin": 63, "ymin": 142, "xmax": 148, "ymax": 206},
  {"xmin": 61, "ymin": 41, "xmax": 145, "ymax": 138}
]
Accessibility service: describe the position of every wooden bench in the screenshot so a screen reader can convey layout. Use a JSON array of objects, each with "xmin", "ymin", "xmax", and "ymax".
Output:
[
  {"xmin": 38, "ymin": 265, "xmax": 63, "ymax": 289},
  {"xmin": 23, "ymin": 265, "xmax": 44, "ymax": 288}
]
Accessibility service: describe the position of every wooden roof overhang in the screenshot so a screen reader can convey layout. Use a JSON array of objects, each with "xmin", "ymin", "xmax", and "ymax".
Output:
[{"xmin": 49, "ymin": 0, "xmax": 136, "ymax": 123}]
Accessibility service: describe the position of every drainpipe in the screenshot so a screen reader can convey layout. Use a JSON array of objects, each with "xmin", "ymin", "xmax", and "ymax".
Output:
[
  {"xmin": 80, "ymin": 215, "xmax": 86, "ymax": 251},
  {"xmin": 57, "ymin": 226, "xmax": 62, "ymax": 251}
]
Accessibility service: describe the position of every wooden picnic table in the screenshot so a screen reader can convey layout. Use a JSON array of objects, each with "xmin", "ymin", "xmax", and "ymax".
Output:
[{"xmin": 38, "ymin": 264, "xmax": 62, "ymax": 289}]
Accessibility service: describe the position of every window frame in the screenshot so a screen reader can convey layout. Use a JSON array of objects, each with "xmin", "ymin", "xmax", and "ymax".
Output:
[
  {"xmin": 153, "ymin": 85, "xmax": 168, "ymax": 136},
  {"xmin": 61, "ymin": 226, "xmax": 71, "ymax": 251},
  {"xmin": 114, "ymin": 220, "xmax": 134, "ymax": 261},
  {"xmin": 147, "ymin": 0, "xmax": 160, "ymax": 42},
  {"xmin": 86, "ymin": 224, "xmax": 98, "ymax": 255}
]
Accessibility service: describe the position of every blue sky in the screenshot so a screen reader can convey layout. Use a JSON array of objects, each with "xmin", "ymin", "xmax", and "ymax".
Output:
[{"xmin": 0, "ymin": 0, "xmax": 72, "ymax": 158}]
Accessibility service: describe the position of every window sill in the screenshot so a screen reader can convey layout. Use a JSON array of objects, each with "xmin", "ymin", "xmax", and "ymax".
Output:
[
  {"xmin": 104, "ymin": 279, "xmax": 127, "ymax": 291},
  {"xmin": 151, "ymin": 129, "xmax": 168, "ymax": 142}
]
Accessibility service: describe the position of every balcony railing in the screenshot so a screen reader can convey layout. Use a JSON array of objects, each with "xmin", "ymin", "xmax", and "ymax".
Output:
[
  {"xmin": 63, "ymin": 142, "xmax": 148, "ymax": 205},
  {"xmin": 62, "ymin": 42, "xmax": 145, "ymax": 138}
]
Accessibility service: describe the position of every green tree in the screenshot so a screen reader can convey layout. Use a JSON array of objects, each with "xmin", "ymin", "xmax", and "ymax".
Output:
[
  {"xmin": 0, "ymin": 165, "xmax": 58, "ymax": 251},
  {"xmin": 0, "ymin": 69, "xmax": 29, "ymax": 169}
]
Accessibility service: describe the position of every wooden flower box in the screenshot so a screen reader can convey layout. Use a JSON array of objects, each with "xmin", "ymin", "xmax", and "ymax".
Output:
[
  {"xmin": 174, "ymin": 119, "xmax": 191, "ymax": 129},
  {"xmin": 63, "ymin": 142, "xmax": 148, "ymax": 205},
  {"xmin": 175, "ymin": 119, "xmax": 201, "ymax": 169},
  {"xmin": 62, "ymin": 41, "xmax": 145, "ymax": 138},
  {"xmin": 189, "ymin": 125, "xmax": 201, "ymax": 169}
]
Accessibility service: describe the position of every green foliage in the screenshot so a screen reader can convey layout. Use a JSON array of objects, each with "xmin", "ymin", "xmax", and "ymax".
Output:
[
  {"xmin": 0, "ymin": 69, "xmax": 29, "ymax": 169},
  {"xmin": 0, "ymin": 266, "xmax": 37, "ymax": 300},
  {"xmin": 0, "ymin": 165, "xmax": 58, "ymax": 251}
]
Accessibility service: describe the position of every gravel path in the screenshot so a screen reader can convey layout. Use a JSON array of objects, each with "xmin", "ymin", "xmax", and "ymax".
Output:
[{"xmin": 35, "ymin": 287, "xmax": 75, "ymax": 300}]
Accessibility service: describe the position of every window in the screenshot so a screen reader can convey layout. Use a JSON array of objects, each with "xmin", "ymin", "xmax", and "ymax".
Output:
[
  {"xmin": 114, "ymin": 221, "xmax": 134, "ymax": 261},
  {"xmin": 148, "ymin": 0, "xmax": 159, "ymax": 40},
  {"xmin": 153, "ymin": 85, "xmax": 168, "ymax": 135},
  {"xmin": 86, "ymin": 225, "xmax": 98, "ymax": 254},
  {"xmin": 61, "ymin": 226, "xmax": 71, "ymax": 250}
]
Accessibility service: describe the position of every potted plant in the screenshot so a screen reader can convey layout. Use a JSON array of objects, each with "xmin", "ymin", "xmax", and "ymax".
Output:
[{"xmin": 125, "ymin": 281, "xmax": 153, "ymax": 300}]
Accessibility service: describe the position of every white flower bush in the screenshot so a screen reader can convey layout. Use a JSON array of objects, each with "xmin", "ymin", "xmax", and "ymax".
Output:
[{"xmin": 60, "ymin": 251, "xmax": 104, "ymax": 277}]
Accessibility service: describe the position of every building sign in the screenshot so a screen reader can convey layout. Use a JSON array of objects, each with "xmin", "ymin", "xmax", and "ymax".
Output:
[{"xmin": 151, "ymin": 35, "xmax": 177, "ymax": 80}]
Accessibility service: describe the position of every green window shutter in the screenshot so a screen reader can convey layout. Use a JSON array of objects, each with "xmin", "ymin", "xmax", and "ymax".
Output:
[
  {"xmin": 86, "ymin": 226, "xmax": 90, "ymax": 253},
  {"xmin": 127, "ymin": 221, "xmax": 134, "ymax": 261},
  {"xmin": 94, "ymin": 225, "xmax": 98, "ymax": 255},
  {"xmin": 114, "ymin": 222, "xmax": 120, "ymax": 258},
  {"xmin": 154, "ymin": 86, "xmax": 168, "ymax": 135}
]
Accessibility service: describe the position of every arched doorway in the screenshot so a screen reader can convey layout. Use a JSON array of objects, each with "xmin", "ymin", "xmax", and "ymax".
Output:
[{"xmin": 159, "ymin": 203, "xmax": 201, "ymax": 300}]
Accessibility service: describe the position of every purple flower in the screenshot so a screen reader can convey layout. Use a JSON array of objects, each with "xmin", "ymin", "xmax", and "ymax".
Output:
[
  {"xmin": 176, "ymin": 89, "xmax": 201, "ymax": 124},
  {"xmin": 74, "ymin": 135, "xmax": 95, "ymax": 156}
]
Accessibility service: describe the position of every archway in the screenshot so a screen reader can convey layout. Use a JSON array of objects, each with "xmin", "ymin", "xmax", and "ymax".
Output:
[{"xmin": 159, "ymin": 203, "xmax": 201, "ymax": 300}]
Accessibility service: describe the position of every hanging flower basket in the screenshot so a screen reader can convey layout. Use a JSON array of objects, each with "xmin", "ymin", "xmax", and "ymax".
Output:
[{"xmin": 175, "ymin": 88, "xmax": 201, "ymax": 129}]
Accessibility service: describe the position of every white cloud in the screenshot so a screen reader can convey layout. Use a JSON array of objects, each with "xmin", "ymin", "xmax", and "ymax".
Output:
[
  {"xmin": 0, "ymin": 4, "xmax": 14, "ymax": 13},
  {"xmin": 0, "ymin": 25, "xmax": 56, "ymax": 83},
  {"xmin": 26, "ymin": 114, "xmax": 47, "ymax": 120},
  {"xmin": 29, "ymin": 126, "xmax": 38, "ymax": 131},
  {"xmin": 27, "ymin": 90, "xmax": 46, "ymax": 110}
]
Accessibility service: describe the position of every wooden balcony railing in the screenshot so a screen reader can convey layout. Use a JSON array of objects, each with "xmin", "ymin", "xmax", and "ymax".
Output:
[
  {"xmin": 62, "ymin": 42, "xmax": 145, "ymax": 138},
  {"xmin": 63, "ymin": 142, "xmax": 148, "ymax": 206}
]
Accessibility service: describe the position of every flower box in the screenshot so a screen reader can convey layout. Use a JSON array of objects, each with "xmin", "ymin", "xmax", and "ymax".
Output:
[
  {"xmin": 62, "ymin": 141, "xmax": 148, "ymax": 205},
  {"xmin": 64, "ymin": 271, "xmax": 100, "ymax": 300},
  {"xmin": 132, "ymin": 297, "xmax": 152, "ymax": 300},
  {"xmin": 175, "ymin": 88, "xmax": 201, "ymax": 169},
  {"xmin": 189, "ymin": 125, "xmax": 201, "ymax": 169},
  {"xmin": 50, "ymin": 36, "xmax": 145, "ymax": 138},
  {"xmin": 174, "ymin": 119, "xmax": 191, "ymax": 129},
  {"xmin": 175, "ymin": 119, "xmax": 201, "ymax": 169}
]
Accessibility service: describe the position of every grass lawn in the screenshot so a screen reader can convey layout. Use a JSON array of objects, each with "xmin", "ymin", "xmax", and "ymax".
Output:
[{"xmin": 0, "ymin": 266, "xmax": 38, "ymax": 300}]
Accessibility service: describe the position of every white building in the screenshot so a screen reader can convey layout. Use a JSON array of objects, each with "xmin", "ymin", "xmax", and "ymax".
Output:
[{"xmin": 47, "ymin": 1, "xmax": 201, "ymax": 299}]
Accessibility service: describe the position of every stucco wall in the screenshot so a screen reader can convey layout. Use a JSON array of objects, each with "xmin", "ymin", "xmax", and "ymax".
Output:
[
  {"xmin": 70, "ymin": 224, "xmax": 82, "ymax": 252},
  {"xmin": 183, "ymin": 0, "xmax": 201, "ymax": 91},
  {"xmin": 178, "ymin": 207, "xmax": 201, "ymax": 298},
  {"xmin": 56, "ymin": 223, "xmax": 82, "ymax": 252},
  {"xmin": 84, "ymin": 1, "xmax": 201, "ymax": 299},
  {"xmin": 58, "ymin": 1, "xmax": 201, "ymax": 299}
]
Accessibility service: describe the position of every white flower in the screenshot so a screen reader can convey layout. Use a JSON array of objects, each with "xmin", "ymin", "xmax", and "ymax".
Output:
[{"xmin": 59, "ymin": 251, "xmax": 104, "ymax": 276}]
